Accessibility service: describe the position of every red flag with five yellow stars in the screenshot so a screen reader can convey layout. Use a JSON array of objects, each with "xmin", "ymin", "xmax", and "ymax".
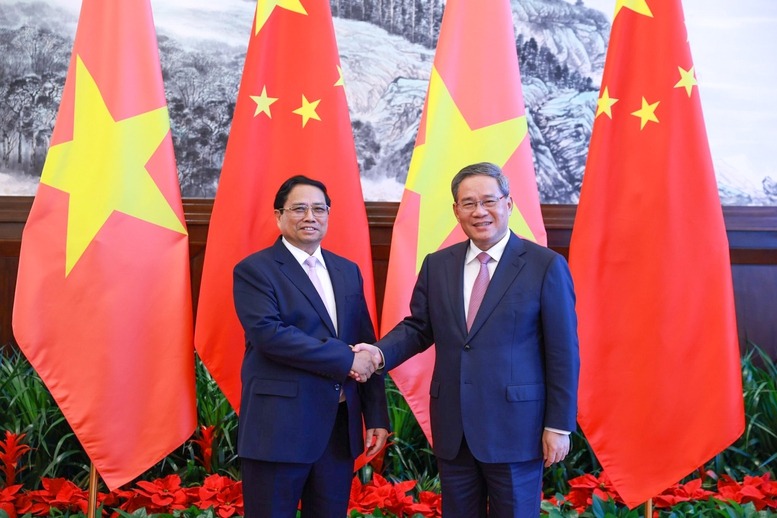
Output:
[
  {"xmin": 194, "ymin": 0, "xmax": 376, "ymax": 410},
  {"xmin": 380, "ymin": 0, "xmax": 546, "ymax": 442},
  {"xmin": 12, "ymin": 0, "xmax": 196, "ymax": 490},
  {"xmin": 568, "ymin": 0, "xmax": 744, "ymax": 507}
]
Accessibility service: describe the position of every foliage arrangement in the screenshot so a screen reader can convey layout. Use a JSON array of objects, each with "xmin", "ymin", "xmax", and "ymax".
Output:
[{"xmin": 1, "ymin": 344, "xmax": 776, "ymax": 517}]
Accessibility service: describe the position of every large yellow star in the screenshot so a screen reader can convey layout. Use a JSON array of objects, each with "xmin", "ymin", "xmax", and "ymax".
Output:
[
  {"xmin": 250, "ymin": 86, "xmax": 278, "ymax": 118},
  {"xmin": 254, "ymin": 0, "xmax": 307, "ymax": 36},
  {"xmin": 406, "ymin": 67, "xmax": 532, "ymax": 270},
  {"xmin": 292, "ymin": 95, "xmax": 321, "ymax": 127},
  {"xmin": 631, "ymin": 96, "xmax": 660, "ymax": 130},
  {"xmin": 674, "ymin": 66, "xmax": 697, "ymax": 97},
  {"xmin": 596, "ymin": 87, "xmax": 619, "ymax": 119},
  {"xmin": 40, "ymin": 56, "xmax": 186, "ymax": 276},
  {"xmin": 614, "ymin": 0, "xmax": 653, "ymax": 18}
]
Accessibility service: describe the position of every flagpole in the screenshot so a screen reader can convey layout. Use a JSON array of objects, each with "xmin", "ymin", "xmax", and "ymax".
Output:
[
  {"xmin": 645, "ymin": 497, "xmax": 653, "ymax": 517},
  {"xmin": 87, "ymin": 462, "xmax": 99, "ymax": 518}
]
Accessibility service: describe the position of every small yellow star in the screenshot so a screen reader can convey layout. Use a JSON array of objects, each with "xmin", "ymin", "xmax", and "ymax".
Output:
[
  {"xmin": 631, "ymin": 97, "xmax": 660, "ymax": 130},
  {"xmin": 596, "ymin": 87, "xmax": 619, "ymax": 119},
  {"xmin": 250, "ymin": 86, "xmax": 278, "ymax": 118},
  {"xmin": 334, "ymin": 65, "xmax": 345, "ymax": 88},
  {"xmin": 674, "ymin": 66, "xmax": 697, "ymax": 97},
  {"xmin": 292, "ymin": 95, "xmax": 321, "ymax": 127},
  {"xmin": 255, "ymin": 0, "xmax": 307, "ymax": 36},
  {"xmin": 614, "ymin": 0, "xmax": 653, "ymax": 18}
]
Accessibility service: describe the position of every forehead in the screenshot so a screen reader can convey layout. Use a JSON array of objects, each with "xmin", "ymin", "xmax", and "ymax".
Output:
[
  {"xmin": 286, "ymin": 184, "xmax": 326, "ymax": 204},
  {"xmin": 457, "ymin": 175, "xmax": 501, "ymax": 199}
]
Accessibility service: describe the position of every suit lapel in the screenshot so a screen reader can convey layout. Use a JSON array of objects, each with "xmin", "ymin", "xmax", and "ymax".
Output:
[
  {"xmin": 466, "ymin": 233, "xmax": 527, "ymax": 339},
  {"xmin": 273, "ymin": 240, "xmax": 337, "ymax": 336},
  {"xmin": 443, "ymin": 242, "xmax": 469, "ymax": 338}
]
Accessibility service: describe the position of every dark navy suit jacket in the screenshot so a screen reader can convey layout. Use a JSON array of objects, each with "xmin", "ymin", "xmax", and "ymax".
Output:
[
  {"xmin": 378, "ymin": 232, "xmax": 579, "ymax": 463},
  {"xmin": 233, "ymin": 238, "xmax": 389, "ymax": 463}
]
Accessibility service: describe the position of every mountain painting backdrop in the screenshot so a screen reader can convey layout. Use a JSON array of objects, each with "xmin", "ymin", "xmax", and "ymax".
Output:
[{"xmin": 1, "ymin": 0, "xmax": 775, "ymax": 205}]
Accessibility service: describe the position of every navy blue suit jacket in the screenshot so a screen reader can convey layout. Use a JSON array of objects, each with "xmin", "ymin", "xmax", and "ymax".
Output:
[
  {"xmin": 378, "ymin": 233, "xmax": 579, "ymax": 463},
  {"xmin": 233, "ymin": 238, "xmax": 389, "ymax": 463}
]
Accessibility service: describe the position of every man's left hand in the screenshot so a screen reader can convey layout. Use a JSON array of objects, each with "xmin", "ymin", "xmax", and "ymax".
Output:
[
  {"xmin": 365, "ymin": 427, "xmax": 389, "ymax": 456},
  {"xmin": 542, "ymin": 430, "xmax": 570, "ymax": 467}
]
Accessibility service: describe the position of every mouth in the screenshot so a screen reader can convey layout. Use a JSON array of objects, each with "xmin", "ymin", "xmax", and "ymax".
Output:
[
  {"xmin": 472, "ymin": 221, "xmax": 492, "ymax": 229},
  {"xmin": 299, "ymin": 225, "xmax": 319, "ymax": 232}
]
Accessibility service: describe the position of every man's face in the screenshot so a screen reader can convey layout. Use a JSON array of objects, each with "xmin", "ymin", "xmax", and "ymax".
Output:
[
  {"xmin": 452, "ymin": 175, "xmax": 512, "ymax": 251},
  {"xmin": 275, "ymin": 184, "xmax": 329, "ymax": 254}
]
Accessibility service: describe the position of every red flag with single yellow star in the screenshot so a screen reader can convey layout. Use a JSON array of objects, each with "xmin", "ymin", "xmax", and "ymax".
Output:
[
  {"xmin": 568, "ymin": 0, "xmax": 744, "ymax": 507},
  {"xmin": 194, "ymin": 0, "xmax": 376, "ymax": 410},
  {"xmin": 380, "ymin": 0, "xmax": 546, "ymax": 442},
  {"xmin": 12, "ymin": 0, "xmax": 196, "ymax": 490}
]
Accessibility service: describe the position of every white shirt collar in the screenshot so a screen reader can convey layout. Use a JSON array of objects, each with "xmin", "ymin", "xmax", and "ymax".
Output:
[
  {"xmin": 281, "ymin": 237, "xmax": 327, "ymax": 270},
  {"xmin": 466, "ymin": 231, "xmax": 510, "ymax": 264}
]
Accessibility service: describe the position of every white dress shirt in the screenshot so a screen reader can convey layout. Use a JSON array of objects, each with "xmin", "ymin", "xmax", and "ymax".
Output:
[{"xmin": 282, "ymin": 238, "xmax": 338, "ymax": 334}]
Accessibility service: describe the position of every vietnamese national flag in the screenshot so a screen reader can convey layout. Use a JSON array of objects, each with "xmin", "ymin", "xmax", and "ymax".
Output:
[
  {"xmin": 380, "ymin": 0, "xmax": 546, "ymax": 442},
  {"xmin": 568, "ymin": 0, "xmax": 744, "ymax": 507},
  {"xmin": 194, "ymin": 0, "xmax": 376, "ymax": 411},
  {"xmin": 12, "ymin": 0, "xmax": 196, "ymax": 490}
]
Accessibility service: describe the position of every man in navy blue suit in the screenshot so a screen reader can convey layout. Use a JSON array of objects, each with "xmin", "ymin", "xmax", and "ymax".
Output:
[
  {"xmin": 233, "ymin": 175, "xmax": 389, "ymax": 518},
  {"xmin": 355, "ymin": 162, "xmax": 580, "ymax": 517}
]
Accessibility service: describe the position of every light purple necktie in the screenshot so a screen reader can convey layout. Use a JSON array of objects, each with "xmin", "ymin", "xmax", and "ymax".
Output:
[
  {"xmin": 466, "ymin": 252, "xmax": 492, "ymax": 331},
  {"xmin": 303, "ymin": 256, "xmax": 329, "ymax": 311}
]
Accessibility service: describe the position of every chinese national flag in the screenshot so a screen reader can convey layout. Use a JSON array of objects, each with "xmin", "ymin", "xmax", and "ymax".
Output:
[
  {"xmin": 194, "ymin": 0, "xmax": 376, "ymax": 410},
  {"xmin": 380, "ymin": 0, "xmax": 546, "ymax": 442},
  {"xmin": 12, "ymin": 0, "xmax": 196, "ymax": 490},
  {"xmin": 568, "ymin": 0, "xmax": 744, "ymax": 507}
]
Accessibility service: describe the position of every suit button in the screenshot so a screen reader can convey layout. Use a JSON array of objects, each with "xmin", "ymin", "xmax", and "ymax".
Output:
[
  {"xmin": 334, "ymin": 383, "xmax": 341, "ymax": 391},
  {"xmin": 463, "ymin": 344, "xmax": 471, "ymax": 351}
]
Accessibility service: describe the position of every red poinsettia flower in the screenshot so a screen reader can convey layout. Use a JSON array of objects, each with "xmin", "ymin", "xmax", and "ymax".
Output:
[
  {"xmin": 565, "ymin": 472, "xmax": 621, "ymax": 511},
  {"xmin": 717, "ymin": 473, "xmax": 777, "ymax": 510},
  {"xmin": 0, "ymin": 483, "xmax": 23, "ymax": 518},
  {"xmin": 191, "ymin": 474, "xmax": 243, "ymax": 518},
  {"xmin": 349, "ymin": 473, "xmax": 416, "ymax": 515},
  {"xmin": 192, "ymin": 425, "xmax": 217, "ymax": 474},
  {"xmin": 96, "ymin": 487, "xmax": 136, "ymax": 518},
  {"xmin": 653, "ymin": 478, "xmax": 715, "ymax": 508},
  {"xmin": 0, "ymin": 431, "xmax": 31, "ymax": 487},
  {"xmin": 11, "ymin": 492, "xmax": 48, "ymax": 517},
  {"xmin": 404, "ymin": 490, "xmax": 442, "ymax": 517},
  {"xmin": 18, "ymin": 478, "xmax": 89, "ymax": 515},
  {"xmin": 134, "ymin": 474, "xmax": 190, "ymax": 513}
]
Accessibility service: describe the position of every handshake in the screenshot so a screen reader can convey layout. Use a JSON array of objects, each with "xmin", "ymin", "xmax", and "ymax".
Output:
[{"xmin": 349, "ymin": 343, "xmax": 383, "ymax": 382}]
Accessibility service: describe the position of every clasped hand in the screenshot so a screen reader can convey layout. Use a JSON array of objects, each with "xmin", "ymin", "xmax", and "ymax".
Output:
[{"xmin": 348, "ymin": 343, "xmax": 383, "ymax": 382}]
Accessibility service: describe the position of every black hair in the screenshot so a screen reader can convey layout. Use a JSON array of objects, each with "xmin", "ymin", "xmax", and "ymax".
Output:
[{"xmin": 273, "ymin": 175, "xmax": 332, "ymax": 210}]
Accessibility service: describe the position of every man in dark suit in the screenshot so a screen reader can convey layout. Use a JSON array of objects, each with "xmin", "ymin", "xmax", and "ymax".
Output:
[
  {"xmin": 355, "ymin": 162, "xmax": 579, "ymax": 517},
  {"xmin": 233, "ymin": 175, "xmax": 390, "ymax": 518}
]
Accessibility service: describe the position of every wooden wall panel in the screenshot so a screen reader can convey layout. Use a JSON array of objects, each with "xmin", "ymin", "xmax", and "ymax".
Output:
[{"xmin": 1, "ymin": 198, "xmax": 776, "ymax": 359}]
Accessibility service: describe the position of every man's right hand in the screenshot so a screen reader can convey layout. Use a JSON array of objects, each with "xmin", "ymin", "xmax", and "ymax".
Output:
[
  {"xmin": 350, "ymin": 349, "xmax": 376, "ymax": 382},
  {"xmin": 349, "ymin": 343, "xmax": 384, "ymax": 382}
]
